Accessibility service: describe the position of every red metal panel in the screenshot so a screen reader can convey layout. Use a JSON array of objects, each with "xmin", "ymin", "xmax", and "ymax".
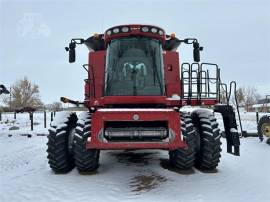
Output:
[
  {"xmin": 163, "ymin": 51, "xmax": 181, "ymax": 98},
  {"xmin": 88, "ymin": 96, "xmax": 218, "ymax": 108},
  {"xmin": 88, "ymin": 51, "xmax": 106, "ymax": 99},
  {"xmin": 84, "ymin": 80, "xmax": 89, "ymax": 100},
  {"xmin": 86, "ymin": 109, "xmax": 186, "ymax": 150},
  {"xmin": 88, "ymin": 96, "xmax": 180, "ymax": 107}
]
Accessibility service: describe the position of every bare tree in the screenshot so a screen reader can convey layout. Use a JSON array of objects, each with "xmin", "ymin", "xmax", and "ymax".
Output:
[
  {"xmin": 232, "ymin": 87, "xmax": 245, "ymax": 107},
  {"xmin": 219, "ymin": 89, "xmax": 228, "ymax": 104},
  {"xmin": 244, "ymin": 86, "xmax": 261, "ymax": 111},
  {"xmin": 3, "ymin": 77, "xmax": 43, "ymax": 110},
  {"xmin": 233, "ymin": 86, "xmax": 260, "ymax": 111},
  {"xmin": 46, "ymin": 102, "xmax": 63, "ymax": 111},
  {"xmin": 238, "ymin": 88, "xmax": 245, "ymax": 105}
]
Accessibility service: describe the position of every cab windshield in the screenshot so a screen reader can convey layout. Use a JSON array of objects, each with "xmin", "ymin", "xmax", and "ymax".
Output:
[{"xmin": 105, "ymin": 37, "xmax": 164, "ymax": 96}]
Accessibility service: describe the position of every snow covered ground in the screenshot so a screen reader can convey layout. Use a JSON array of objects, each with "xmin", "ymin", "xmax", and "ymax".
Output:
[
  {"xmin": 0, "ymin": 111, "xmax": 269, "ymax": 202},
  {"xmin": 0, "ymin": 111, "xmax": 50, "ymax": 137}
]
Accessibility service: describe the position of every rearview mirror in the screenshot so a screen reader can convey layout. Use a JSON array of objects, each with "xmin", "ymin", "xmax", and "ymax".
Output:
[
  {"xmin": 67, "ymin": 42, "xmax": 76, "ymax": 63},
  {"xmin": 193, "ymin": 41, "xmax": 203, "ymax": 62}
]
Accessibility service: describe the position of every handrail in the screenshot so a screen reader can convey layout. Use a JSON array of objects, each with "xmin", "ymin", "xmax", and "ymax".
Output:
[{"xmin": 82, "ymin": 64, "xmax": 96, "ymax": 98}]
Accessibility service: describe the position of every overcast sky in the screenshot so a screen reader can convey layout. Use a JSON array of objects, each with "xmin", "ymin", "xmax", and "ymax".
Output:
[{"xmin": 0, "ymin": 0, "xmax": 269, "ymax": 104}]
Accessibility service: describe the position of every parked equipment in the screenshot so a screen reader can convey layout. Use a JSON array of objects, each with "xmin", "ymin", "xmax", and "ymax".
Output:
[
  {"xmin": 47, "ymin": 25, "xmax": 241, "ymax": 173},
  {"xmin": 257, "ymin": 95, "xmax": 270, "ymax": 144},
  {"xmin": 258, "ymin": 115, "xmax": 270, "ymax": 144},
  {"xmin": 241, "ymin": 95, "xmax": 270, "ymax": 144}
]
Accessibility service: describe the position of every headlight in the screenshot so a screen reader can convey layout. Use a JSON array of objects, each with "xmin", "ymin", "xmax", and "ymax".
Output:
[
  {"xmin": 121, "ymin": 27, "xmax": 129, "ymax": 32},
  {"xmin": 141, "ymin": 26, "xmax": 149, "ymax": 32},
  {"xmin": 151, "ymin": 27, "xmax": 158, "ymax": 33},
  {"xmin": 158, "ymin": 30, "xmax": 164, "ymax": 35},
  {"xmin": 106, "ymin": 30, "xmax": 112, "ymax": 35},
  {"xmin": 113, "ymin": 28, "xmax": 120, "ymax": 33}
]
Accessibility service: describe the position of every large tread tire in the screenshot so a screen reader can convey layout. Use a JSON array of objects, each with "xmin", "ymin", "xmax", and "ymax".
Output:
[
  {"xmin": 47, "ymin": 112, "xmax": 78, "ymax": 173},
  {"xmin": 266, "ymin": 138, "xmax": 270, "ymax": 145},
  {"xmin": 257, "ymin": 115, "xmax": 270, "ymax": 141},
  {"xmin": 169, "ymin": 112, "xmax": 197, "ymax": 169},
  {"xmin": 73, "ymin": 111, "xmax": 100, "ymax": 173},
  {"xmin": 191, "ymin": 109, "xmax": 222, "ymax": 170}
]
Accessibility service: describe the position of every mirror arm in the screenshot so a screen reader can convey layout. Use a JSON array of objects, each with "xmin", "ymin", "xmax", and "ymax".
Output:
[
  {"xmin": 65, "ymin": 38, "xmax": 85, "ymax": 63},
  {"xmin": 71, "ymin": 38, "xmax": 85, "ymax": 44},
  {"xmin": 65, "ymin": 38, "xmax": 85, "ymax": 51},
  {"xmin": 179, "ymin": 38, "xmax": 203, "ymax": 62},
  {"xmin": 180, "ymin": 38, "xmax": 197, "ymax": 44}
]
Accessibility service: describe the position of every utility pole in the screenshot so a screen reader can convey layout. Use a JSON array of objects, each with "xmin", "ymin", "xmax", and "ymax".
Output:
[{"xmin": 9, "ymin": 87, "xmax": 12, "ymax": 112}]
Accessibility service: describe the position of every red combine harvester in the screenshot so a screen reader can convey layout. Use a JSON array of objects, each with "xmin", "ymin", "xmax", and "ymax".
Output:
[{"xmin": 47, "ymin": 24, "xmax": 240, "ymax": 173}]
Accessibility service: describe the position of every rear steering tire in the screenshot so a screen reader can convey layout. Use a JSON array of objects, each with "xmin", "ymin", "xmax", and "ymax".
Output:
[
  {"xmin": 73, "ymin": 112, "xmax": 100, "ymax": 173},
  {"xmin": 191, "ymin": 110, "xmax": 222, "ymax": 170},
  {"xmin": 169, "ymin": 112, "xmax": 197, "ymax": 169}
]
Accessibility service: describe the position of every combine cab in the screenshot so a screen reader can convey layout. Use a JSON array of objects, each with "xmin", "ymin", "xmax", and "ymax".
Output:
[{"xmin": 47, "ymin": 25, "xmax": 240, "ymax": 173}]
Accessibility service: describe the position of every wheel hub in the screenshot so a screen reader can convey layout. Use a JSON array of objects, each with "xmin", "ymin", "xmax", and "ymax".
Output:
[{"xmin": 261, "ymin": 123, "xmax": 270, "ymax": 137}]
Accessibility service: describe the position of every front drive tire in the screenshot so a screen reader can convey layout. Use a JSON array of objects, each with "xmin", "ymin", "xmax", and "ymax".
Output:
[
  {"xmin": 47, "ymin": 112, "xmax": 78, "ymax": 173},
  {"xmin": 73, "ymin": 112, "xmax": 100, "ymax": 173},
  {"xmin": 191, "ymin": 110, "xmax": 222, "ymax": 170},
  {"xmin": 169, "ymin": 112, "xmax": 197, "ymax": 169}
]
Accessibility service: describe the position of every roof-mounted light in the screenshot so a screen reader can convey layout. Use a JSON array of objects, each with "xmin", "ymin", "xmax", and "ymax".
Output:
[
  {"xmin": 141, "ymin": 26, "xmax": 149, "ymax": 32},
  {"xmin": 105, "ymin": 25, "xmax": 165, "ymax": 40},
  {"xmin": 121, "ymin": 27, "xmax": 129, "ymax": 32},
  {"xmin": 151, "ymin": 27, "xmax": 158, "ymax": 33},
  {"xmin": 113, "ymin": 28, "xmax": 120, "ymax": 33},
  {"xmin": 106, "ymin": 30, "xmax": 112, "ymax": 35},
  {"xmin": 158, "ymin": 30, "xmax": 164, "ymax": 35}
]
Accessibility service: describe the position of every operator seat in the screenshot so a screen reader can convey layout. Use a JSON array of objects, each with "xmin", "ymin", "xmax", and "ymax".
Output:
[{"xmin": 108, "ymin": 48, "xmax": 152, "ymax": 95}]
